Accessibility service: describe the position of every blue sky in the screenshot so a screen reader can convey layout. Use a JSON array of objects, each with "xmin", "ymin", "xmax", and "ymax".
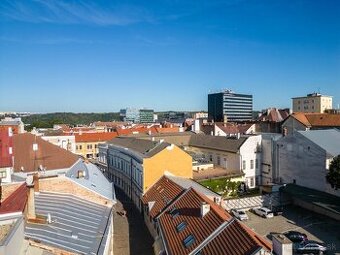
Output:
[{"xmin": 0, "ymin": 0, "xmax": 339, "ymax": 113}]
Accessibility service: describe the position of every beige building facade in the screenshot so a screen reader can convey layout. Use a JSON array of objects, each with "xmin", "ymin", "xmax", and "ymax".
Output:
[{"xmin": 292, "ymin": 93, "xmax": 332, "ymax": 113}]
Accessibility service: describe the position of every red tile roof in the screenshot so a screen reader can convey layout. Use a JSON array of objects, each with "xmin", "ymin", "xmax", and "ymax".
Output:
[
  {"xmin": 258, "ymin": 108, "xmax": 290, "ymax": 122},
  {"xmin": 305, "ymin": 113, "xmax": 340, "ymax": 127},
  {"xmin": 141, "ymin": 176, "xmax": 184, "ymax": 218},
  {"xmin": 291, "ymin": 113, "xmax": 340, "ymax": 127},
  {"xmin": 116, "ymin": 127, "xmax": 158, "ymax": 136},
  {"xmin": 13, "ymin": 133, "xmax": 79, "ymax": 172},
  {"xmin": 158, "ymin": 188, "xmax": 231, "ymax": 255},
  {"xmin": 0, "ymin": 183, "xmax": 28, "ymax": 214},
  {"xmin": 75, "ymin": 132, "xmax": 118, "ymax": 142},
  {"xmin": 200, "ymin": 219, "xmax": 272, "ymax": 255},
  {"xmin": 216, "ymin": 123, "xmax": 254, "ymax": 135},
  {"xmin": 156, "ymin": 127, "xmax": 180, "ymax": 133}
]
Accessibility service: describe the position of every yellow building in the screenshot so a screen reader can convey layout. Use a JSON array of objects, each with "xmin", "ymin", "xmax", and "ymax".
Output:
[
  {"xmin": 292, "ymin": 93, "xmax": 332, "ymax": 113},
  {"xmin": 104, "ymin": 137, "xmax": 192, "ymax": 211},
  {"xmin": 75, "ymin": 132, "xmax": 117, "ymax": 159}
]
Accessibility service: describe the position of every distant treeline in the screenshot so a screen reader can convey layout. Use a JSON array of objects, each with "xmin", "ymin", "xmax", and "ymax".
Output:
[{"xmin": 22, "ymin": 112, "xmax": 120, "ymax": 130}]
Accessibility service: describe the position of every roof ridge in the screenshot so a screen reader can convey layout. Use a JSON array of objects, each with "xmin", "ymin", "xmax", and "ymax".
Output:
[{"xmin": 190, "ymin": 187, "xmax": 231, "ymax": 221}]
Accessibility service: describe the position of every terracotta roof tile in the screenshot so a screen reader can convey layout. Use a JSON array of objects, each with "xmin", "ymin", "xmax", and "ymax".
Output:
[
  {"xmin": 13, "ymin": 133, "xmax": 79, "ymax": 172},
  {"xmin": 291, "ymin": 112, "xmax": 311, "ymax": 127},
  {"xmin": 200, "ymin": 219, "xmax": 272, "ymax": 255},
  {"xmin": 305, "ymin": 113, "xmax": 340, "ymax": 127},
  {"xmin": 158, "ymin": 188, "xmax": 231, "ymax": 255},
  {"xmin": 141, "ymin": 176, "xmax": 184, "ymax": 218},
  {"xmin": 0, "ymin": 183, "xmax": 27, "ymax": 214},
  {"xmin": 74, "ymin": 132, "xmax": 118, "ymax": 142}
]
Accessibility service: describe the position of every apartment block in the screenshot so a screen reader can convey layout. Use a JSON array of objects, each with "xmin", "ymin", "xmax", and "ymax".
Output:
[{"xmin": 292, "ymin": 93, "xmax": 332, "ymax": 113}]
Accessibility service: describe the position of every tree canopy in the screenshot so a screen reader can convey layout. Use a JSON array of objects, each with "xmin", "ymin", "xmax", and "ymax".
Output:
[{"xmin": 326, "ymin": 155, "xmax": 340, "ymax": 190}]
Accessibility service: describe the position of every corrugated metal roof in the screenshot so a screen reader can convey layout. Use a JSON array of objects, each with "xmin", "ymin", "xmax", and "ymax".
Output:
[
  {"xmin": 298, "ymin": 129, "xmax": 340, "ymax": 156},
  {"xmin": 66, "ymin": 161, "xmax": 116, "ymax": 202},
  {"xmin": 25, "ymin": 192, "xmax": 112, "ymax": 255}
]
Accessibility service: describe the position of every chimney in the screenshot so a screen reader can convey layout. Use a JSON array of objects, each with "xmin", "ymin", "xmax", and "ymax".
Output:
[
  {"xmin": 26, "ymin": 175, "xmax": 37, "ymax": 220},
  {"xmin": 200, "ymin": 202, "xmax": 210, "ymax": 217}
]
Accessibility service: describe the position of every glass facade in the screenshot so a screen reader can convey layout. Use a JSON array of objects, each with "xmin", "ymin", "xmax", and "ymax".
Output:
[{"xmin": 208, "ymin": 91, "xmax": 253, "ymax": 121}]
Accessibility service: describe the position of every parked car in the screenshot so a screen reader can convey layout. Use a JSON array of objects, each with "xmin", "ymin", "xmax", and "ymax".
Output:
[
  {"xmin": 271, "ymin": 205, "xmax": 284, "ymax": 216},
  {"xmin": 230, "ymin": 209, "xmax": 249, "ymax": 221},
  {"xmin": 252, "ymin": 207, "xmax": 274, "ymax": 218},
  {"xmin": 284, "ymin": 231, "xmax": 308, "ymax": 243},
  {"xmin": 296, "ymin": 241, "xmax": 327, "ymax": 254}
]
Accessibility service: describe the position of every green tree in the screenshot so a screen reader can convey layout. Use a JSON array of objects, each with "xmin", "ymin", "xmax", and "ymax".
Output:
[{"xmin": 326, "ymin": 155, "xmax": 340, "ymax": 190}]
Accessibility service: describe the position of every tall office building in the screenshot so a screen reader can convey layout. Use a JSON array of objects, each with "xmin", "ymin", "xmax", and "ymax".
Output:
[
  {"xmin": 139, "ymin": 109, "xmax": 154, "ymax": 123},
  {"xmin": 208, "ymin": 90, "xmax": 253, "ymax": 122},
  {"xmin": 292, "ymin": 93, "xmax": 332, "ymax": 113}
]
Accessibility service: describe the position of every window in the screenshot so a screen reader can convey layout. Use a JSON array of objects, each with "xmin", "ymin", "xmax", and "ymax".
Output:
[
  {"xmin": 0, "ymin": 171, "xmax": 7, "ymax": 178},
  {"xmin": 176, "ymin": 221, "xmax": 187, "ymax": 232},
  {"xmin": 169, "ymin": 208, "xmax": 180, "ymax": 218},
  {"xmin": 250, "ymin": 177, "xmax": 254, "ymax": 187},
  {"xmin": 242, "ymin": 160, "xmax": 246, "ymax": 170},
  {"xmin": 217, "ymin": 156, "xmax": 220, "ymax": 165},
  {"xmin": 250, "ymin": 160, "xmax": 254, "ymax": 169},
  {"xmin": 255, "ymin": 159, "xmax": 258, "ymax": 169},
  {"xmin": 79, "ymin": 145, "xmax": 82, "ymax": 150},
  {"xmin": 183, "ymin": 235, "xmax": 195, "ymax": 248},
  {"xmin": 209, "ymin": 154, "xmax": 213, "ymax": 162},
  {"xmin": 76, "ymin": 145, "xmax": 79, "ymax": 150}
]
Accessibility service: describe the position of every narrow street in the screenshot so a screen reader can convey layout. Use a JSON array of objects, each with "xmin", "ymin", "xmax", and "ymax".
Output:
[{"xmin": 113, "ymin": 189, "xmax": 154, "ymax": 255}]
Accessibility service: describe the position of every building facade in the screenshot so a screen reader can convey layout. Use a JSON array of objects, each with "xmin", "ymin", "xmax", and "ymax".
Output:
[
  {"xmin": 292, "ymin": 93, "xmax": 332, "ymax": 113},
  {"xmin": 102, "ymin": 137, "xmax": 193, "ymax": 211},
  {"xmin": 276, "ymin": 129, "xmax": 340, "ymax": 197},
  {"xmin": 139, "ymin": 109, "xmax": 154, "ymax": 123},
  {"xmin": 0, "ymin": 127, "xmax": 13, "ymax": 183},
  {"xmin": 208, "ymin": 90, "xmax": 253, "ymax": 122},
  {"xmin": 41, "ymin": 135, "xmax": 76, "ymax": 153},
  {"xmin": 186, "ymin": 134, "xmax": 262, "ymax": 188}
]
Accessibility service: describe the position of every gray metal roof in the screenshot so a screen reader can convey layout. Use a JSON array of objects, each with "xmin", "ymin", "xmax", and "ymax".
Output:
[
  {"xmin": 66, "ymin": 160, "xmax": 116, "ymax": 202},
  {"xmin": 165, "ymin": 174, "xmax": 220, "ymax": 199},
  {"xmin": 107, "ymin": 137, "xmax": 171, "ymax": 157},
  {"xmin": 188, "ymin": 134, "xmax": 248, "ymax": 153},
  {"xmin": 0, "ymin": 120, "xmax": 22, "ymax": 125},
  {"xmin": 298, "ymin": 129, "xmax": 340, "ymax": 156},
  {"xmin": 25, "ymin": 192, "xmax": 112, "ymax": 255}
]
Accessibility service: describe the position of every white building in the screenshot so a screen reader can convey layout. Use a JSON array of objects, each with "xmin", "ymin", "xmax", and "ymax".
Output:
[
  {"xmin": 277, "ymin": 129, "xmax": 340, "ymax": 196},
  {"xmin": 187, "ymin": 134, "xmax": 262, "ymax": 188},
  {"xmin": 41, "ymin": 135, "xmax": 76, "ymax": 153}
]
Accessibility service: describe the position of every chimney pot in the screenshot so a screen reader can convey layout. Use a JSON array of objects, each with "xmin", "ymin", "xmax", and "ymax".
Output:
[{"xmin": 200, "ymin": 202, "xmax": 210, "ymax": 217}]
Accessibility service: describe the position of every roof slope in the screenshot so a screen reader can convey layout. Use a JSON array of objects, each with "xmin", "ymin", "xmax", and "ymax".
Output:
[
  {"xmin": 25, "ymin": 192, "xmax": 112, "ymax": 255},
  {"xmin": 0, "ymin": 183, "xmax": 27, "ymax": 214},
  {"xmin": 305, "ymin": 113, "xmax": 340, "ymax": 127},
  {"xmin": 75, "ymin": 132, "xmax": 118, "ymax": 142},
  {"xmin": 66, "ymin": 160, "xmax": 116, "ymax": 202},
  {"xmin": 199, "ymin": 219, "xmax": 271, "ymax": 255},
  {"xmin": 108, "ymin": 137, "xmax": 171, "ymax": 157},
  {"xmin": 298, "ymin": 129, "xmax": 340, "ymax": 156},
  {"xmin": 158, "ymin": 188, "xmax": 231, "ymax": 255},
  {"xmin": 189, "ymin": 134, "xmax": 247, "ymax": 153},
  {"xmin": 141, "ymin": 176, "xmax": 184, "ymax": 218},
  {"xmin": 291, "ymin": 113, "xmax": 311, "ymax": 127},
  {"xmin": 13, "ymin": 133, "xmax": 79, "ymax": 172}
]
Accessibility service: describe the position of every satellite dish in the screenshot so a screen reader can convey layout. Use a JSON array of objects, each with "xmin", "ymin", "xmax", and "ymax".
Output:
[{"xmin": 26, "ymin": 175, "xmax": 34, "ymax": 186}]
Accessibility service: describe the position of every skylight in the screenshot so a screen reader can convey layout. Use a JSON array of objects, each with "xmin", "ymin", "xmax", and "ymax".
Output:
[
  {"xmin": 183, "ymin": 234, "xmax": 195, "ymax": 248},
  {"xmin": 169, "ymin": 207, "xmax": 180, "ymax": 218},
  {"xmin": 176, "ymin": 221, "xmax": 187, "ymax": 232}
]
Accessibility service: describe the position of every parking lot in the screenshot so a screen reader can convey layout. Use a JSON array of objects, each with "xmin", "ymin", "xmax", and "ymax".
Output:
[{"xmin": 242, "ymin": 205, "xmax": 340, "ymax": 255}]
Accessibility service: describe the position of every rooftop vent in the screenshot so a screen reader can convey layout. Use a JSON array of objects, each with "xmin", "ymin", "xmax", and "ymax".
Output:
[{"xmin": 200, "ymin": 202, "xmax": 210, "ymax": 218}]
